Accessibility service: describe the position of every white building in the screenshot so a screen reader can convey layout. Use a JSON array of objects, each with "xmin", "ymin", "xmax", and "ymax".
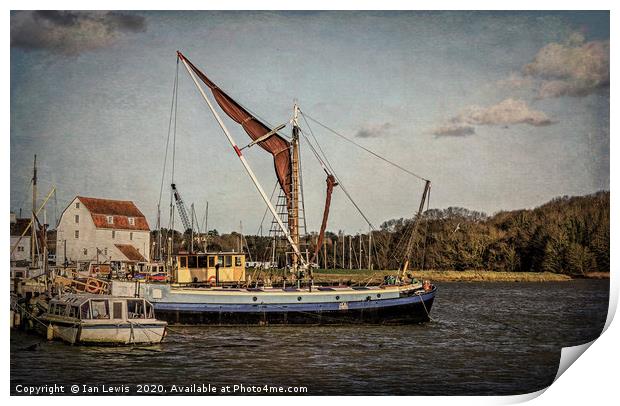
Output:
[
  {"xmin": 10, "ymin": 213, "xmax": 31, "ymax": 264},
  {"xmin": 56, "ymin": 196, "xmax": 151, "ymax": 267}
]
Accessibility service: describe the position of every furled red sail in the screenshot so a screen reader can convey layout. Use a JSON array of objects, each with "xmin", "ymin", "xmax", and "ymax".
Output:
[
  {"xmin": 311, "ymin": 175, "xmax": 337, "ymax": 264},
  {"xmin": 178, "ymin": 52, "xmax": 292, "ymax": 200}
]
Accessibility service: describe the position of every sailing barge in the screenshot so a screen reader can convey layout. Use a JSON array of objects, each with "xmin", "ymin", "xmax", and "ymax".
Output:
[{"xmin": 139, "ymin": 52, "xmax": 436, "ymax": 325}]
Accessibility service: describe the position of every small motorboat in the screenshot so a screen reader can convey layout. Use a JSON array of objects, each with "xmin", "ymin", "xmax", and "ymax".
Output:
[{"xmin": 41, "ymin": 294, "xmax": 167, "ymax": 345}]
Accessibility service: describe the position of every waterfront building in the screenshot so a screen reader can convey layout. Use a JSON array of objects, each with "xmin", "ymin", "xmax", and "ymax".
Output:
[
  {"xmin": 10, "ymin": 213, "xmax": 31, "ymax": 266},
  {"xmin": 55, "ymin": 196, "xmax": 151, "ymax": 269}
]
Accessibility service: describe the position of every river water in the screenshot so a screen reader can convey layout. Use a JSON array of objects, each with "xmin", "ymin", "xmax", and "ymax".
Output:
[{"xmin": 11, "ymin": 280, "xmax": 609, "ymax": 396}]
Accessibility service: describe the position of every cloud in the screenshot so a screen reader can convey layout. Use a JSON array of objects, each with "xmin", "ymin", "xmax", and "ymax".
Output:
[
  {"xmin": 432, "ymin": 123, "xmax": 476, "ymax": 137},
  {"xmin": 11, "ymin": 11, "xmax": 146, "ymax": 55},
  {"xmin": 355, "ymin": 122, "xmax": 393, "ymax": 138},
  {"xmin": 458, "ymin": 98, "xmax": 553, "ymax": 127},
  {"xmin": 497, "ymin": 72, "xmax": 534, "ymax": 90},
  {"xmin": 522, "ymin": 32, "xmax": 609, "ymax": 98},
  {"xmin": 433, "ymin": 98, "xmax": 554, "ymax": 136}
]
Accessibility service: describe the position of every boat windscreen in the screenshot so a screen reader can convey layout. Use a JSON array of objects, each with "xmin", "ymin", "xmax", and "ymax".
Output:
[
  {"xmin": 145, "ymin": 302, "xmax": 154, "ymax": 319},
  {"xmin": 91, "ymin": 300, "xmax": 110, "ymax": 319},
  {"xmin": 81, "ymin": 302, "xmax": 90, "ymax": 319},
  {"xmin": 127, "ymin": 299, "xmax": 145, "ymax": 319}
]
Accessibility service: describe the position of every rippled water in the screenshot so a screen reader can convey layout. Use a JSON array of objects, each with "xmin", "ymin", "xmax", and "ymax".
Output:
[{"xmin": 11, "ymin": 280, "xmax": 609, "ymax": 395}]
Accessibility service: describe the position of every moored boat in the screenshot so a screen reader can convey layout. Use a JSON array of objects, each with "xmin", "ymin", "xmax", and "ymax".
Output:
[
  {"xmin": 41, "ymin": 294, "xmax": 167, "ymax": 345},
  {"xmin": 142, "ymin": 52, "xmax": 437, "ymax": 325},
  {"xmin": 140, "ymin": 281, "xmax": 435, "ymax": 325}
]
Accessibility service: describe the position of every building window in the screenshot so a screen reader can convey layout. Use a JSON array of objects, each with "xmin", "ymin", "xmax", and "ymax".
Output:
[
  {"xmin": 107, "ymin": 216, "xmax": 114, "ymax": 224},
  {"xmin": 17, "ymin": 246, "xmax": 24, "ymax": 252},
  {"xmin": 83, "ymin": 248, "xmax": 88, "ymax": 256},
  {"xmin": 104, "ymin": 248, "xmax": 108, "ymax": 256},
  {"xmin": 74, "ymin": 230, "xmax": 79, "ymax": 239},
  {"xmin": 75, "ymin": 202, "xmax": 80, "ymax": 209},
  {"xmin": 75, "ymin": 214, "xmax": 79, "ymax": 223},
  {"xmin": 128, "ymin": 217, "xmax": 135, "ymax": 226},
  {"xmin": 130, "ymin": 232, "xmax": 133, "ymax": 241},
  {"xmin": 112, "ymin": 230, "xmax": 115, "ymax": 239}
]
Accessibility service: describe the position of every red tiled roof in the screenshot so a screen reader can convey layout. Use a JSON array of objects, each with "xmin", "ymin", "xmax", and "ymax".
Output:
[
  {"xmin": 114, "ymin": 244, "xmax": 147, "ymax": 262},
  {"xmin": 77, "ymin": 196, "xmax": 150, "ymax": 231}
]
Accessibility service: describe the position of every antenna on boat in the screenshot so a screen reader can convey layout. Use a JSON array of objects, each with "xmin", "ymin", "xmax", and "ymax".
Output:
[{"xmin": 176, "ymin": 51, "xmax": 307, "ymax": 270}]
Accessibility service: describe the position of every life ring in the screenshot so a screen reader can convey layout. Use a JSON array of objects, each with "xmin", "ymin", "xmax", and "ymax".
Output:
[
  {"xmin": 423, "ymin": 280, "xmax": 432, "ymax": 292},
  {"xmin": 207, "ymin": 275, "xmax": 217, "ymax": 285},
  {"xmin": 85, "ymin": 278, "xmax": 101, "ymax": 293}
]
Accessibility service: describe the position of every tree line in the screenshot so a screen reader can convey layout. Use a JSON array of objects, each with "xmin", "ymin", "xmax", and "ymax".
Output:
[{"xmin": 152, "ymin": 191, "xmax": 609, "ymax": 276}]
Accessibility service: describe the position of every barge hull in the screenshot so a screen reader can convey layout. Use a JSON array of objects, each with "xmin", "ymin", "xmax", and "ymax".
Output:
[{"xmin": 153, "ymin": 289, "xmax": 435, "ymax": 326}]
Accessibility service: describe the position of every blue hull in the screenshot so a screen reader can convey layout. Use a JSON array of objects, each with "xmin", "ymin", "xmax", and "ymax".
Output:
[{"xmin": 153, "ymin": 287, "xmax": 436, "ymax": 325}]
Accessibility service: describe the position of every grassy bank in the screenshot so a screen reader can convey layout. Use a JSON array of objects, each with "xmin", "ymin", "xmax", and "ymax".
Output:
[{"xmin": 310, "ymin": 268, "xmax": 574, "ymax": 283}]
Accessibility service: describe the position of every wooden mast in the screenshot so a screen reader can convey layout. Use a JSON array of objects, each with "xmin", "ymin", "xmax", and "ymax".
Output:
[
  {"xmin": 31, "ymin": 154, "xmax": 37, "ymax": 267},
  {"xmin": 400, "ymin": 180, "xmax": 432, "ymax": 277},
  {"xmin": 177, "ymin": 52, "xmax": 307, "ymax": 268},
  {"xmin": 290, "ymin": 103, "xmax": 301, "ymax": 275}
]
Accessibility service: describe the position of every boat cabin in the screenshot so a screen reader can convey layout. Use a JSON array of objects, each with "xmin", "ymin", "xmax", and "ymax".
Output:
[
  {"xmin": 43, "ymin": 294, "xmax": 166, "ymax": 345},
  {"xmin": 174, "ymin": 252, "xmax": 245, "ymax": 284},
  {"xmin": 48, "ymin": 295, "xmax": 155, "ymax": 320}
]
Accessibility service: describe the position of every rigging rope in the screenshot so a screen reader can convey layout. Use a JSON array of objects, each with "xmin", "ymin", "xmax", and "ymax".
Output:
[
  {"xmin": 158, "ymin": 58, "xmax": 180, "ymax": 210},
  {"xmin": 298, "ymin": 124, "xmax": 377, "ymax": 231},
  {"xmin": 300, "ymin": 111, "xmax": 429, "ymax": 182}
]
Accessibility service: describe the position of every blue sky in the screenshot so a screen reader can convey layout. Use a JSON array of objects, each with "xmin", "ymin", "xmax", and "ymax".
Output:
[{"xmin": 10, "ymin": 11, "xmax": 610, "ymax": 234}]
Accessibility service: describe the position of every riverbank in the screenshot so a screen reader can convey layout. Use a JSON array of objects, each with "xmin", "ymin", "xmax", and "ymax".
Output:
[{"xmin": 310, "ymin": 269, "xmax": 576, "ymax": 283}]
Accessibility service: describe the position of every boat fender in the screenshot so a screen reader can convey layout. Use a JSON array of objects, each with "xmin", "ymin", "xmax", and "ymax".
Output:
[
  {"xmin": 46, "ymin": 324, "xmax": 54, "ymax": 341},
  {"xmin": 423, "ymin": 280, "xmax": 432, "ymax": 292},
  {"xmin": 85, "ymin": 279, "xmax": 101, "ymax": 293},
  {"xmin": 207, "ymin": 275, "xmax": 217, "ymax": 286}
]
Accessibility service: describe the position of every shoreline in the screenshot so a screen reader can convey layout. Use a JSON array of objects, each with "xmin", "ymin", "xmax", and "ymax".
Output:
[{"xmin": 309, "ymin": 269, "xmax": 608, "ymax": 283}]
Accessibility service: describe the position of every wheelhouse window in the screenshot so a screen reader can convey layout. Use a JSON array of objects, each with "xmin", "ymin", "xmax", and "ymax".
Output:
[
  {"xmin": 180, "ymin": 256, "xmax": 187, "ymax": 268},
  {"xmin": 224, "ymin": 255, "xmax": 232, "ymax": 268},
  {"xmin": 235, "ymin": 256, "xmax": 242, "ymax": 267},
  {"xmin": 145, "ymin": 302, "xmax": 154, "ymax": 319},
  {"xmin": 208, "ymin": 256, "xmax": 215, "ymax": 268},
  {"xmin": 127, "ymin": 299, "xmax": 145, "ymax": 319},
  {"xmin": 198, "ymin": 255, "xmax": 208, "ymax": 268},
  {"xmin": 91, "ymin": 300, "xmax": 110, "ymax": 319},
  {"xmin": 112, "ymin": 302, "xmax": 123, "ymax": 319},
  {"xmin": 81, "ymin": 302, "xmax": 91, "ymax": 319},
  {"xmin": 188, "ymin": 255, "xmax": 197, "ymax": 268},
  {"xmin": 55, "ymin": 304, "xmax": 67, "ymax": 316}
]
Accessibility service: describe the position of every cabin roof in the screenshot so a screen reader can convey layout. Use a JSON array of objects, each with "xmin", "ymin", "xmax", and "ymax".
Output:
[
  {"xmin": 115, "ymin": 244, "xmax": 147, "ymax": 262},
  {"xmin": 51, "ymin": 294, "xmax": 149, "ymax": 306}
]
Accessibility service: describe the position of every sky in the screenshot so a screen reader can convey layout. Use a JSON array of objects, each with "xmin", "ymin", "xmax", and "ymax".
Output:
[{"xmin": 10, "ymin": 11, "xmax": 610, "ymax": 234}]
